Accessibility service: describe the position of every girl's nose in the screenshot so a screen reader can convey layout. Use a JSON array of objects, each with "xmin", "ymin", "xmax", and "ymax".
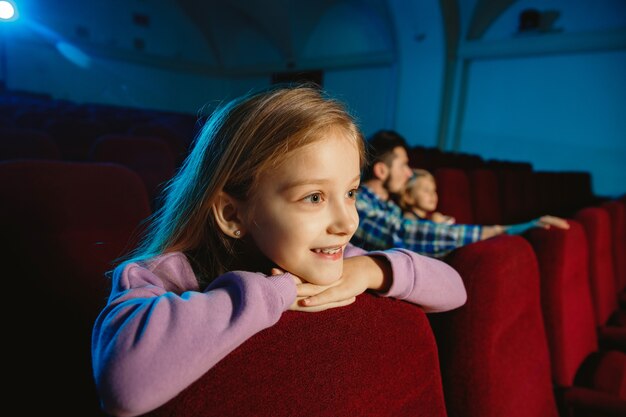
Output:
[{"xmin": 328, "ymin": 202, "xmax": 358, "ymax": 235}]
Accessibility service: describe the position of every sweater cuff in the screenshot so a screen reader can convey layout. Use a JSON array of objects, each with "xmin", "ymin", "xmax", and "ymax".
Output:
[
  {"xmin": 364, "ymin": 249, "xmax": 417, "ymax": 300},
  {"xmin": 265, "ymin": 274, "xmax": 297, "ymax": 311}
]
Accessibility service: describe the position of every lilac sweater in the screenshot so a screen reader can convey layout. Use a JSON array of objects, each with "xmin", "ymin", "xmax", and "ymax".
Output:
[{"xmin": 92, "ymin": 244, "xmax": 466, "ymax": 416}]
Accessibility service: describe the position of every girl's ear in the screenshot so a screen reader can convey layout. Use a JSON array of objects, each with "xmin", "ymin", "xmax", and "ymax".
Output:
[
  {"xmin": 212, "ymin": 191, "xmax": 246, "ymax": 239},
  {"xmin": 372, "ymin": 161, "xmax": 389, "ymax": 181}
]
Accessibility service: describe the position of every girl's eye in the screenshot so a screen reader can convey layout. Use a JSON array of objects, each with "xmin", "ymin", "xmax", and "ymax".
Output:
[
  {"xmin": 346, "ymin": 189, "xmax": 359, "ymax": 199},
  {"xmin": 303, "ymin": 193, "xmax": 323, "ymax": 204}
]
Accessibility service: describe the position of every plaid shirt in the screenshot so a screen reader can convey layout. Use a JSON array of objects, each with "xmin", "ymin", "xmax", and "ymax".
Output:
[{"xmin": 351, "ymin": 185, "xmax": 483, "ymax": 258}]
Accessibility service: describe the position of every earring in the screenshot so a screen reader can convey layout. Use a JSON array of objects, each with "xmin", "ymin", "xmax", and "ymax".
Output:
[{"xmin": 234, "ymin": 230, "xmax": 241, "ymax": 237}]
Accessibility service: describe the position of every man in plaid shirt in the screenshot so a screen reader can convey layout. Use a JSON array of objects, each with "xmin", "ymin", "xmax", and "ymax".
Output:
[{"xmin": 351, "ymin": 130, "xmax": 482, "ymax": 258}]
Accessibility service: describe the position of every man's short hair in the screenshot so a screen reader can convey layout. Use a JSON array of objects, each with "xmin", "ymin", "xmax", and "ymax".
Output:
[{"xmin": 362, "ymin": 130, "xmax": 409, "ymax": 181}]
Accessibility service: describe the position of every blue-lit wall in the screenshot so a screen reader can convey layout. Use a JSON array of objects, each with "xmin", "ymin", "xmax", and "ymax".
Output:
[
  {"xmin": 0, "ymin": 0, "xmax": 267, "ymax": 112},
  {"xmin": 458, "ymin": 0, "xmax": 626, "ymax": 197},
  {"xmin": 462, "ymin": 51, "xmax": 626, "ymax": 197},
  {"xmin": 2, "ymin": 0, "xmax": 624, "ymax": 197}
]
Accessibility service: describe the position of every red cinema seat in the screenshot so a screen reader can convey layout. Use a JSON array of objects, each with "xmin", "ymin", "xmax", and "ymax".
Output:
[
  {"xmin": 562, "ymin": 171, "xmax": 594, "ymax": 212},
  {"xmin": 454, "ymin": 152, "xmax": 484, "ymax": 170},
  {"xmin": 525, "ymin": 223, "xmax": 626, "ymax": 415},
  {"xmin": 602, "ymin": 201, "xmax": 626, "ymax": 293},
  {"xmin": 408, "ymin": 145, "xmax": 428, "ymax": 169},
  {"xmin": 436, "ymin": 235, "xmax": 558, "ymax": 417},
  {"xmin": 497, "ymin": 168, "xmax": 535, "ymax": 224},
  {"xmin": 46, "ymin": 118, "xmax": 108, "ymax": 161},
  {"xmin": 468, "ymin": 168, "xmax": 503, "ymax": 225},
  {"xmin": 128, "ymin": 122, "xmax": 188, "ymax": 165},
  {"xmin": 0, "ymin": 160, "xmax": 151, "ymax": 416},
  {"xmin": 143, "ymin": 294, "xmax": 448, "ymax": 417},
  {"xmin": 90, "ymin": 134, "xmax": 176, "ymax": 207},
  {"xmin": 534, "ymin": 171, "xmax": 563, "ymax": 216},
  {"xmin": 0, "ymin": 127, "xmax": 61, "ymax": 160},
  {"xmin": 575, "ymin": 207, "xmax": 621, "ymax": 328},
  {"xmin": 434, "ymin": 167, "xmax": 474, "ymax": 224}
]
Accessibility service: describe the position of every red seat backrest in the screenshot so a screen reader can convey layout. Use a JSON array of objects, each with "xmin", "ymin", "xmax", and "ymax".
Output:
[
  {"xmin": 561, "ymin": 172, "xmax": 594, "ymax": 212},
  {"xmin": 526, "ymin": 222, "xmax": 626, "ymax": 414},
  {"xmin": 534, "ymin": 171, "xmax": 564, "ymax": 216},
  {"xmin": 144, "ymin": 294, "xmax": 448, "ymax": 417},
  {"xmin": 90, "ymin": 134, "xmax": 176, "ymax": 205},
  {"xmin": 437, "ymin": 236, "xmax": 558, "ymax": 417},
  {"xmin": 575, "ymin": 207, "xmax": 618, "ymax": 326},
  {"xmin": 128, "ymin": 122, "xmax": 188, "ymax": 164},
  {"xmin": 468, "ymin": 168, "xmax": 503, "ymax": 225},
  {"xmin": 434, "ymin": 167, "xmax": 474, "ymax": 224},
  {"xmin": 601, "ymin": 201, "xmax": 626, "ymax": 292},
  {"xmin": 0, "ymin": 160, "xmax": 151, "ymax": 416},
  {"xmin": 497, "ymin": 168, "xmax": 535, "ymax": 224},
  {"xmin": 525, "ymin": 222, "xmax": 598, "ymax": 386},
  {"xmin": 45, "ymin": 118, "xmax": 108, "ymax": 161},
  {"xmin": 0, "ymin": 127, "xmax": 61, "ymax": 160}
]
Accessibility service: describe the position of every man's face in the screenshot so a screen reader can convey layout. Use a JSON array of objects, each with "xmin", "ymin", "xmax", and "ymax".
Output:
[{"xmin": 385, "ymin": 146, "xmax": 412, "ymax": 194}]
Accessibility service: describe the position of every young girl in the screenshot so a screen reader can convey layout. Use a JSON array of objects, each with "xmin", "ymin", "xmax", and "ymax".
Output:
[
  {"xmin": 91, "ymin": 85, "xmax": 467, "ymax": 417},
  {"xmin": 400, "ymin": 169, "xmax": 455, "ymax": 224},
  {"xmin": 399, "ymin": 168, "xmax": 569, "ymax": 238}
]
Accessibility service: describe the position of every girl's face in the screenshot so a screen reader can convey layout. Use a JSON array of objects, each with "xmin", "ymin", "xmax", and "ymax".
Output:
[
  {"xmin": 411, "ymin": 176, "xmax": 438, "ymax": 212},
  {"xmin": 239, "ymin": 131, "xmax": 361, "ymax": 285}
]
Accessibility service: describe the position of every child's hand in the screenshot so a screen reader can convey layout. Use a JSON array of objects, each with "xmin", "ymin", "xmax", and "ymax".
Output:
[
  {"xmin": 286, "ymin": 256, "xmax": 391, "ymax": 312},
  {"xmin": 537, "ymin": 215, "xmax": 570, "ymax": 230},
  {"xmin": 270, "ymin": 268, "xmax": 355, "ymax": 312},
  {"xmin": 431, "ymin": 211, "xmax": 454, "ymax": 224}
]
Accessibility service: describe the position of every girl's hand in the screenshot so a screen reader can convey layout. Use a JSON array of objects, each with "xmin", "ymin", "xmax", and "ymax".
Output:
[
  {"xmin": 270, "ymin": 268, "xmax": 355, "ymax": 312},
  {"xmin": 285, "ymin": 255, "xmax": 392, "ymax": 312},
  {"xmin": 537, "ymin": 215, "xmax": 570, "ymax": 230}
]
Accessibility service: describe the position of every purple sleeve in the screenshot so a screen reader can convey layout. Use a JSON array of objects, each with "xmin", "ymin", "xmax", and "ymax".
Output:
[
  {"xmin": 92, "ymin": 253, "xmax": 296, "ymax": 417},
  {"xmin": 345, "ymin": 245, "xmax": 466, "ymax": 313}
]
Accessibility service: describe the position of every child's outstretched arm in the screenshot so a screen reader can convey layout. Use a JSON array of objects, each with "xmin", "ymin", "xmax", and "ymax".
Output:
[
  {"xmin": 481, "ymin": 215, "xmax": 570, "ymax": 239},
  {"xmin": 92, "ymin": 252, "xmax": 297, "ymax": 417},
  {"xmin": 296, "ymin": 244, "xmax": 466, "ymax": 313}
]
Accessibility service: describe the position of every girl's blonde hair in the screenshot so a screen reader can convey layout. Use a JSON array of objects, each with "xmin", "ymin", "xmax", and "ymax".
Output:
[
  {"xmin": 399, "ymin": 168, "xmax": 434, "ymax": 212},
  {"xmin": 125, "ymin": 85, "xmax": 365, "ymax": 286}
]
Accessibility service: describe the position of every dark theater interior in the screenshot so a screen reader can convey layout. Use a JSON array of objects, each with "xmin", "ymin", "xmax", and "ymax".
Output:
[{"xmin": 1, "ymin": 1, "xmax": 625, "ymax": 416}]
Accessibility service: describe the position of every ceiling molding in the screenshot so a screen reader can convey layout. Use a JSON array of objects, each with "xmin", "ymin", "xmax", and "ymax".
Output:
[{"xmin": 459, "ymin": 28, "xmax": 626, "ymax": 59}]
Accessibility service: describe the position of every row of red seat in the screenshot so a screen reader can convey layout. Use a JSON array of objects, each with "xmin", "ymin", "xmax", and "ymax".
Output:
[
  {"xmin": 1, "ymin": 126, "xmax": 600, "ymax": 221},
  {"xmin": 0, "ymin": 129, "xmax": 177, "ymax": 205},
  {"xmin": 431, "ymin": 166, "xmax": 625, "ymax": 291},
  {"xmin": 0, "ymin": 121, "xmax": 189, "ymax": 164},
  {"xmin": 0, "ymin": 91, "xmax": 198, "ymax": 145},
  {"xmin": 431, "ymin": 165, "xmax": 626, "ymax": 415},
  {"xmin": 432, "ymin": 166, "xmax": 597, "ymax": 225},
  {"xmin": 0, "ymin": 160, "xmax": 445, "ymax": 416},
  {"xmin": 1, "ymin": 158, "xmax": 624, "ymax": 416}
]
